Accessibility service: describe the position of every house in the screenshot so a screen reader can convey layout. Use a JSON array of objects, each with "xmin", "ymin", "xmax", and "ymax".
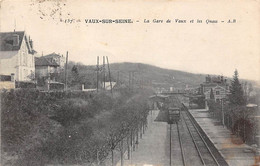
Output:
[
  {"xmin": 35, "ymin": 56, "xmax": 65, "ymax": 91},
  {"xmin": 200, "ymin": 75, "xmax": 230, "ymax": 102},
  {"xmin": 204, "ymin": 85, "xmax": 230, "ymax": 102},
  {"xmin": 0, "ymin": 31, "xmax": 36, "ymax": 82},
  {"xmin": 35, "ymin": 56, "xmax": 60, "ymax": 82},
  {"xmin": 43, "ymin": 52, "xmax": 65, "ymax": 69}
]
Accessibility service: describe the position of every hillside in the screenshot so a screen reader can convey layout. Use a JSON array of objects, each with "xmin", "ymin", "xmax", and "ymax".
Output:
[
  {"xmin": 60, "ymin": 62, "xmax": 208, "ymax": 90},
  {"xmin": 108, "ymin": 62, "xmax": 206, "ymax": 89}
]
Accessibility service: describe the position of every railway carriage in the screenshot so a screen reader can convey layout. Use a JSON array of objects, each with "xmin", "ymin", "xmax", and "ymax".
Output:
[{"xmin": 168, "ymin": 107, "xmax": 181, "ymax": 124}]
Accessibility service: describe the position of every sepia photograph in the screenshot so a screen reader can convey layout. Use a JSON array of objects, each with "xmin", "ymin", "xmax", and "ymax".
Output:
[{"xmin": 0, "ymin": 0, "xmax": 259, "ymax": 165}]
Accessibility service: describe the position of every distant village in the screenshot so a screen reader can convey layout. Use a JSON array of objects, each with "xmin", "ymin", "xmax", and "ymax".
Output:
[{"xmin": 0, "ymin": 30, "xmax": 257, "ymax": 103}]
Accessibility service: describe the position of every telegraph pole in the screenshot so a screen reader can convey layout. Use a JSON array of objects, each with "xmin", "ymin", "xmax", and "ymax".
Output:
[
  {"xmin": 96, "ymin": 56, "xmax": 99, "ymax": 92},
  {"xmin": 129, "ymin": 71, "xmax": 131, "ymax": 91},
  {"xmin": 117, "ymin": 71, "xmax": 120, "ymax": 85},
  {"xmin": 64, "ymin": 51, "xmax": 68, "ymax": 91},
  {"xmin": 221, "ymin": 99, "xmax": 225, "ymax": 127},
  {"xmin": 132, "ymin": 71, "xmax": 134, "ymax": 91},
  {"xmin": 170, "ymin": 123, "xmax": 172, "ymax": 166},
  {"xmin": 103, "ymin": 56, "xmax": 105, "ymax": 90},
  {"xmin": 106, "ymin": 56, "xmax": 113, "ymax": 95}
]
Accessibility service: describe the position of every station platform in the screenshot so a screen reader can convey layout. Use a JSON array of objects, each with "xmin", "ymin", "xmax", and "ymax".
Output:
[{"xmin": 189, "ymin": 109, "xmax": 259, "ymax": 166}]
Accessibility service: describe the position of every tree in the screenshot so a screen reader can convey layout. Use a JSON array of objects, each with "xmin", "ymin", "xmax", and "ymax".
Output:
[
  {"xmin": 71, "ymin": 65, "xmax": 79, "ymax": 75},
  {"xmin": 210, "ymin": 88, "xmax": 215, "ymax": 100},
  {"xmin": 71, "ymin": 65, "xmax": 80, "ymax": 86},
  {"xmin": 229, "ymin": 69, "xmax": 246, "ymax": 106}
]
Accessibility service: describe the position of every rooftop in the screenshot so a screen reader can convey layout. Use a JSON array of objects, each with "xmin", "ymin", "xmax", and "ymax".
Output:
[
  {"xmin": 0, "ymin": 31, "xmax": 24, "ymax": 51},
  {"xmin": 44, "ymin": 52, "xmax": 63, "ymax": 58},
  {"xmin": 35, "ymin": 57, "xmax": 59, "ymax": 67}
]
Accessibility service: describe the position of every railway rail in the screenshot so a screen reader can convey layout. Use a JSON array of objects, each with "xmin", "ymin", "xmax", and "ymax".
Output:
[
  {"xmin": 176, "ymin": 122, "xmax": 186, "ymax": 166},
  {"xmin": 181, "ymin": 110, "xmax": 219, "ymax": 166},
  {"xmin": 182, "ymin": 104, "xmax": 229, "ymax": 166},
  {"xmin": 171, "ymin": 95, "xmax": 228, "ymax": 166}
]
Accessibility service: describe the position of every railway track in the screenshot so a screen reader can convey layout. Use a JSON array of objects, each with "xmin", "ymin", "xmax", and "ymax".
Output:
[
  {"xmin": 171, "ymin": 95, "xmax": 228, "ymax": 166},
  {"xmin": 183, "ymin": 104, "xmax": 229, "ymax": 166},
  {"xmin": 181, "ymin": 110, "xmax": 219, "ymax": 166},
  {"xmin": 176, "ymin": 122, "xmax": 186, "ymax": 166}
]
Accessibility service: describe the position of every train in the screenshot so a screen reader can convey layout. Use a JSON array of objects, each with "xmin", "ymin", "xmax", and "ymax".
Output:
[{"xmin": 168, "ymin": 107, "xmax": 181, "ymax": 124}]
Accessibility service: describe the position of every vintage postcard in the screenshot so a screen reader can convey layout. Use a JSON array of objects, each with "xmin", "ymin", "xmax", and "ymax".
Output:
[{"xmin": 0, "ymin": 0, "xmax": 259, "ymax": 165}]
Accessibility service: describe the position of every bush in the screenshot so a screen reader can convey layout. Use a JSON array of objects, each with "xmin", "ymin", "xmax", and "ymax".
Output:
[{"xmin": 1, "ymin": 87, "xmax": 153, "ymax": 165}]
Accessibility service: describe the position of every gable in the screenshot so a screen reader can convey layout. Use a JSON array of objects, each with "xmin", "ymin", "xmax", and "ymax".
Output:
[{"xmin": 214, "ymin": 85, "xmax": 227, "ymax": 91}]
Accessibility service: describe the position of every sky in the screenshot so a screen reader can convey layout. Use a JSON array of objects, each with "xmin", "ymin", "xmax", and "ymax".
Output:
[{"xmin": 0, "ymin": 0, "xmax": 259, "ymax": 81}]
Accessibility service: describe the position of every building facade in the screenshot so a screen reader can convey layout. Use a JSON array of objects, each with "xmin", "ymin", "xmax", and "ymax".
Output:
[
  {"xmin": 35, "ymin": 56, "xmax": 59, "ymax": 81},
  {"xmin": 43, "ymin": 53, "xmax": 65, "ymax": 69},
  {"xmin": 204, "ymin": 85, "xmax": 230, "ymax": 102},
  {"xmin": 0, "ymin": 31, "xmax": 36, "ymax": 82},
  {"xmin": 200, "ymin": 75, "xmax": 230, "ymax": 101}
]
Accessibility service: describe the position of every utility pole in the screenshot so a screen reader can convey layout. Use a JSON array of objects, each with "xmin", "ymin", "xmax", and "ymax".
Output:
[
  {"xmin": 243, "ymin": 109, "xmax": 246, "ymax": 142},
  {"xmin": 221, "ymin": 99, "xmax": 225, "ymax": 127},
  {"xmin": 103, "ymin": 56, "xmax": 105, "ymax": 90},
  {"xmin": 0, "ymin": 90, "xmax": 2, "ymax": 161},
  {"xmin": 64, "ymin": 51, "xmax": 68, "ymax": 91},
  {"xmin": 117, "ymin": 71, "xmax": 120, "ymax": 85},
  {"xmin": 170, "ymin": 123, "xmax": 172, "ymax": 166},
  {"xmin": 120, "ymin": 140, "xmax": 124, "ymax": 166},
  {"xmin": 129, "ymin": 71, "xmax": 131, "ymax": 91},
  {"xmin": 106, "ymin": 56, "xmax": 113, "ymax": 95},
  {"xmin": 96, "ymin": 56, "xmax": 99, "ymax": 92},
  {"xmin": 132, "ymin": 72, "xmax": 134, "ymax": 91}
]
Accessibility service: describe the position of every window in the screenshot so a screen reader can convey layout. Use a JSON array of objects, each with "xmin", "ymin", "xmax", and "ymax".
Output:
[
  {"xmin": 0, "ymin": 75, "xmax": 11, "ymax": 81},
  {"xmin": 216, "ymin": 91, "xmax": 220, "ymax": 95}
]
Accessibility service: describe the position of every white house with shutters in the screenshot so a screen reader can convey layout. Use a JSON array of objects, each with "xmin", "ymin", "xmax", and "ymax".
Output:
[{"xmin": 0, "ymin": 31, "xmax": 37, "ymax": 82}]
